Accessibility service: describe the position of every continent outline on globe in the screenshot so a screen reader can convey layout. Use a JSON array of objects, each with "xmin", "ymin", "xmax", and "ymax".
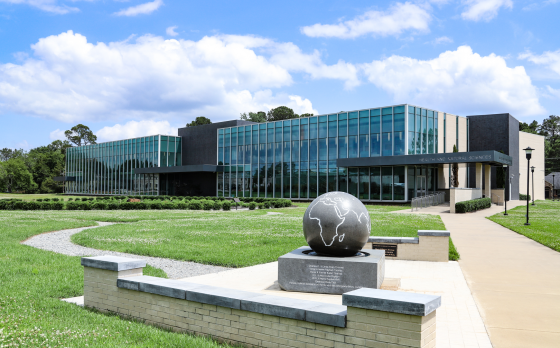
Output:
[{"xmin": 305, "ymin": 192, "xmax": 371, "ymax": 256}]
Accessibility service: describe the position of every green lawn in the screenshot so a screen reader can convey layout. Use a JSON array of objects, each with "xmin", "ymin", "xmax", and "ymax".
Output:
[
  {"xmin": 488, "ymin": 200, "xmax": 560, "ymax": 252},
  {"xmin": 0, "ymin": 212, "xmax": 234, "ymax": 347},
  {"xmin": 70, "ymin": 203, "xmax": 454, "ymax": 266}
]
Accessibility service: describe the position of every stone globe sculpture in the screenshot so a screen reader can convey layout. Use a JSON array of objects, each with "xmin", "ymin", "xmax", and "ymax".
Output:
[{"xmin": 303, "ymin": 192, "xmax": 371, "ymax": 257}]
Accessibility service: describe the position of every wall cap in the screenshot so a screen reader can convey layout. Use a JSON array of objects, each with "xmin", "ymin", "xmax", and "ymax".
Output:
[
  {"xmin": 342, "ymin": 288, "xmax": 441, "ymax": 316},
  {"xmin": 417, "ymin": 230, "xmax": 450, "ymax": 237},
  {"xmin": 368, "ymin": 237, "xmax": 419, "ymax": 244},
  {"xmin": 81, "ymin": 256, "xmax": 146, "ymax": 271}
]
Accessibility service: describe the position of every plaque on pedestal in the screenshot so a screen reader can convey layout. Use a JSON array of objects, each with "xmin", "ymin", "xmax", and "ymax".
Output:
[{"xmin": 278, "ymin": 246, "xmax": 385, "ymax": 295}]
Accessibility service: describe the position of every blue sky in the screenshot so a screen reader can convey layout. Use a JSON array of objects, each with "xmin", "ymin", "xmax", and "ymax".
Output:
[{"xmin": 0, "ymin": 0, "xmax": 559, "ymax": 150}]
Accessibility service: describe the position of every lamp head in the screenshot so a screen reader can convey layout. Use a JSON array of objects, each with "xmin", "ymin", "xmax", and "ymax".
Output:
[
  {"xmin": 531, "ymin": 166, "xmax": 535, "ymax": 173},
  {"xmin": 523, "ymin": 147, "xmax": 534, "ymax": 160},
  {"xmin": 503, "ymin": 164, "xmax": 508, "ymax": 168}
]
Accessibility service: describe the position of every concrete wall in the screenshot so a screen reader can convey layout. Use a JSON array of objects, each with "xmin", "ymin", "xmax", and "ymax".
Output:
[
  {"xmin": 365, "ymin": 231, "xmax": 450, "ymax": 262},
  {"xmin": 82, "ymin": 256, "xmax": 440, "ymax": 348},
  {"xmin": 519, "ymin": 132, "xmax": 546, "ymax": 200},
  {"xmin": 450, "ymin": 188, "xmax": 482, "ymax": 213}
]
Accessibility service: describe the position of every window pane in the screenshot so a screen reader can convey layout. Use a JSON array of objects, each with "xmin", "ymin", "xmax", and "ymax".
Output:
[
  {"xmin": 359, "ymin": 116, "xmax": 369, "ymax": 135},
  {"xmin": 267, "ymin": 143, "xmax": 273, "ymax": 163},
  {"xmin": 328, "ymin": 121, "xmax": 337, "ymax": 137},
  {"xmin": 348, "ymin": 136, "xmax": 358, "ymax": 158},
  {"xmin": 370, "ymin": 167, "xmax": 381, "ymax": 200},
  {"xmin": 318, "ymin": 138, "xmax": 327, "ymax": 161},
  {"xmin": 371, "ymin": 116, "xmax": 381, "ymax": 134},
  {"xmin": 394, "ymin": 132, "xmax": 405, "ymax": 156},
  {"xmin": 224, "ymin": 147, "xmax": 230, "ymax": 165},
  {"xmin": 291, "ymin": 162, "xmax": 299, "ymax": 198},
  {"xmin": 359, "ymin": 134, "xmax": 369, "ymax": 157},
  {"xmin": 382, "ymin": 132, "xmax": 392, "ymax": 156},
  {"xmin": 252, "ymin": 144, "xmax": 258, "ymax": 163},
  {"xmin": 382, "ymin": 114, "xmax": 392, "ymax": 133},
  {"xmin": 338, "ymin": 168, "xmax": 347, "ymax": 193},
  {"xmin": 291, "ymin": 140, "xmax": 299, "ymax": 162},
  {"xmin": 338, "ymin": 119, "xmax": 347, "ymax": 136},
  {"xmin": 349, "ymin": 118, "xmax": 358, "ymax": 136},
  {"xmin": 371, "ymin": 133, "xmax": 380, "ymax": 156},
  {"xmin": 359, "ymin": 168, "xmax": 369, "ymax": 200},
  {"xmin": 393, "ymin": 166, "xmax": 405, "ymax": 200},
  {"xmin": 394, "ymin": 113, "xmax": 405, "ymax": 132},
  {"xmin": 348, "ymin": 168, "xmax": 358, "ymax": 197},
  {"xmin": 275, "ymin": 142, "xmax": 282, "ymax": 162},
  {"xmin": 218, "ymin": 147, "xmax": 224, "ymax": 165},
  {"xmin": 309, "ymin": 122, "xmax": 317, "ymax": 139},
  {"xmin": 300, "ymin": 162, "xmax": 308, "ymax": 198},
  {"xmin": 291, "ymin": 125, "xmax": 299, "ymax": 140},
  {"xmin": 309, "ymin": 139, "xmax": 317, "ymax": 162},
  {"xmin": 301, "ymin": 124, "xmax": 308, "ymax": 140},
  {"xmin": 283, "ymin": 141, "xmax": 291, "ymax": 162},
  {"xmin": 382, "ymin": 167, "xmax": 393, "ymax": 200},
  {"xmin": 408, "ymin": 132, "xmax": 415, "ymax": 155},
  {"xmin": 309, "ymin": 166, "xmax": 317, "ymax": 198},
  {"xmin": 319, "ymin": 168, "xmax": 327, "ymax": 195},
  {"xmin": 338, "ymin": 136, "xmax": 347, "ymax": 159},
  {"xmin": 428, "ymin": 117, "xmax": 435, "ymax": 154},
  {"xmin": 284, "ymin": 126, "xmax": 290, "ymax": 141},
  {"xmin": 218, "ymin": 133, "xmax": 224, "ymax": 147},
  {"xmin": 382, "ymin": 107, "xmax": 392, "ymax": 115},
  {"xmin": 275, "ymin": 126, "xmax": 282, "ymax": 142},
  {"xmin": 319, "ymin": 122, "xmax": 327, "ymax": 138}
]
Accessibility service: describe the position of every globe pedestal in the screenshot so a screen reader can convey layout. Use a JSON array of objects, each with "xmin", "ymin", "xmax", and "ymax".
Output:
[{"xmin": 278, "ymin": 246, "xmax": 385, "ymax": 295}]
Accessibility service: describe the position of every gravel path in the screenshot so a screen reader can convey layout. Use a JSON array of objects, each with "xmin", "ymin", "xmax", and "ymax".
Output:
[{"xmin": 22, "ymin": 222, "xmax": 231, "ymax": 279}]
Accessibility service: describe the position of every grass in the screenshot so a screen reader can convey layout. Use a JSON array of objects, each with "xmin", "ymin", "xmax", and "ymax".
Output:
[
  {"xmin": 0, "ymin": 212, "xmax": 234, "ymax": 347},
  {"xmin": 488, "ymin": 200, "xmax": 560, "ymax": 252},
  {"xmin": 70, "ymin": 203, "xmax": 455, "ymax": 266}
]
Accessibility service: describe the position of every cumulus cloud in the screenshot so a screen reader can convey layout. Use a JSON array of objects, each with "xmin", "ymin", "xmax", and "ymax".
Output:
[
  {"xmin": 0, "ymin": 31, "xmax": 354, "ymax": 123},
  {"xmin": 547, "ymin": 86, "xmax": 560, "ymax": 99},
  {"xmin": 461, "ymin": 0, "xmax": 513, "ymax": 21},
  {"xmin": 519, "ymin": 49, "xmax": 560, "ymax": 76},
  {"xmin": 96, "ymin": 120, "xmax": 176, "ymax": 142},
  {"xmin": 361, "ymin": 46, "xmax": 545, "ymax": 116},
  {"xmin": 166, "ymin": 25, "xmax": 178, "ymax": 37},
  {"xmin": 301, "ymin": 2, "xmax": 431, "ymax": 39},
  {"xmin": 49, "ymin": 129, "xmax": 66, "ymax": 140},
  {"xmin": 114, "ymin": 0, "xmax": 163, "ymax": 17},
  {"xmin": 428, "ymin": 36, "xmax": 453, "ymax": 45},
  {"xmin": 0, "ymin": 0, "xmax": 79, "ymax": 14}
]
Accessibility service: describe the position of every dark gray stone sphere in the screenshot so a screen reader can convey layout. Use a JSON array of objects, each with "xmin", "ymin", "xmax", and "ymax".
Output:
[{"xmin": 303, "ymin": 192, "xmax": 371, "ymax": 257}]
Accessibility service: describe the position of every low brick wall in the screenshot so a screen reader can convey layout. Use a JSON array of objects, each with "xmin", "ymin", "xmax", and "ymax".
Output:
[
  {"xmin": 450, "ymin": 188, "xmax": 482, "ymax": 213},
  {"xmin": 82, "ymin": 256, "xmax": 441, "ymax": 348},
  {"xmin": 365, "ymin": 230, "xmax": 450, "ymax": 262}
]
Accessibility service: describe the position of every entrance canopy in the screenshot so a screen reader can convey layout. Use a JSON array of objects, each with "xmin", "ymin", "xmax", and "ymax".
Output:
[
  {"xmin": 134, "ymin": 164, "xmax": 223, "ymax": 174},
  {"xmin": 337, "ymin": 150, "xmax": 512, "ymax": 168}
]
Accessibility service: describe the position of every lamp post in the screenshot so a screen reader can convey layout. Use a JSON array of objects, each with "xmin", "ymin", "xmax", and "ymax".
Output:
[
  {"xmin": 553, "ymin": 174, "xmax": 556, "ymax": 201},
  {"xmin": 503, "ymin": 164, "xmax": 508, "ymax": 216},
  {"xmin": 523, "ymin": 147, "xmax": 533, "ymax": 226},
  {"xmin": 531, "ymin": 166, "xmax": 535, "ymax": 206}
]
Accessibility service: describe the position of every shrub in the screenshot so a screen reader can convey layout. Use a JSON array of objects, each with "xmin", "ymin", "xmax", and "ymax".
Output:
[
  {"xmin": 108, "ymin": 202, "xmax": 120, "ymax": 210},
  {"xmin": 249, "ymin": 202, "xmax": 257, "ymax": 210},
  {"xmin": 39, "ymin": 202, "xmax": 53, "ymax": 210},
  {"xmin": 258, "ymin": 203, "xmax": 265, "ymax": 209},
  {"xmin": 119, "ymin": 202, "xmax": 135, "ymax": 210},
  {"xmin": 36, "ymin": 199, "xmax": 43, "ymax": 202},
  {"xmin": 92, "ymin": 202, "xmax": 108, "ymax": 210},
  {"xmin": 176, "ymin": 201, "xmax": 188, "ymax": 209},
  {"xmin": 151, "ymin": 201, "xmax": 163, "ymax": 210},
  {"xmin": 202, "ymin": 200, "xmax": 213, "ymax": 210},
  {"xmin": 65, "ymin": 201, "xmax": 80, "ymax": 210},
  {"xmin": 519, "ymin": 194, "xmax": 531, "ymax": 201},
  {"xmin": 161, "ymin": 201, "xmax": 176, "ymax": 210},
  {"xmin": 51, "ymin": 201, "xmax": 64, "ymax": 210},
  {"xmin": 67, "ymin": 198, "xmax": 73, "ymax": 201},
  {"xmin": 188, "ymin": 200, "xmax": 202, "ymax": 210},
  {"xmin": 212, "ymin": 201, "xmax": 223, "ymax": 210},
  {"xmin": 222, "ymin": 201, "xmax": 231, "ymax": 211},
  {"xmin": 455, "ymin": 197, "xmax": 491, "ymax": 213},
  {"xmin": 26, "ymin": 201, "xmax": 40, "ymax": 210}
]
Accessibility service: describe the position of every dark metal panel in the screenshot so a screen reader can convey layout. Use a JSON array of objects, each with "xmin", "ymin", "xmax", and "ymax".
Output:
[
  {"xmin": 337, "ymin": 151, "xmax": 512, "ymax": 167},
  {"xmin": 53, "ymin": 176, "xmax": 76, "ymax": 182}
]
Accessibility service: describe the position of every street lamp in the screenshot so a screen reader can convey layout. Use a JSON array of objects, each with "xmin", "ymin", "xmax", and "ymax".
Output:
[
  {"xmin": 553, "ymin": 174, "xmax": 556, "ymax": 201},
  {"xmin": 523, "ymin": 147, "xmax": 533, "ymax": 226},
  {"xmin": 503, "ymin": 164, "xmax": 508, "ymax": 216},
  {"xmin": 531, "ymin": 166, "xmax": 535, "ymax": 206}
]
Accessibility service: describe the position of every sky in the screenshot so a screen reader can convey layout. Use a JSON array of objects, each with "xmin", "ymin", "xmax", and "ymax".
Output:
[{"xmin": 0, "ymin": 0, "xmax": 559, "ymax": 150}]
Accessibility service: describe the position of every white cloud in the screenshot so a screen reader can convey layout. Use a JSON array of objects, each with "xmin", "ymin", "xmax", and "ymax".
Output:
[
  {"xmin": 0, "ymin": 0, "xmax": 79, "ymax": 14},
  {"xmin": 461, "ymin": 0, "xmax": 513, "ymax": 21},
  {"xmin": 519, "ymin": 49, "xmax": 560, "ymax": 76},
  {"xmin": 114, "ymin": 0, "xmax": 163, "ymax": 17},
  {"xmin": 0, "ymin": 31, "xmax": 354, "ymax": 123},
  {"xmin": 361, "ymin": 46, "xmax": 545, "ymax": 117},
  {"xmin": 49, "ymin": 129, "xmax": 66, "ymax": 140},
  {"xmin": 16, "ymin": 140, "xmax": 31, "ymax": 150},
  {"xmin": 547, "ymin": 86, "xmax": 560, "ymax": 99},
  {"xmin": 428, "ymin": 36, "xmax": 453, "ymax": 45},
  {"xmin": 166, "ymin": 25, "xmax": 178, "ymax": 37},
  {"xmin": 301, "ymin": 2, "xmax": 431, "ymax": 39},
  {"xmin": 96, "ymin": 120, "xmax": 176, "ymax": 142}
]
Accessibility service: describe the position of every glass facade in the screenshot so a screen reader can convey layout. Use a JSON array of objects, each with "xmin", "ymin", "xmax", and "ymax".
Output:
[
  {"xmin": 65, "ymin": 135, "xmax": 182, "ymax": 195},
  {"xmin": 217, "ymin": 104, "xmax": 440, "ymax": 201}
]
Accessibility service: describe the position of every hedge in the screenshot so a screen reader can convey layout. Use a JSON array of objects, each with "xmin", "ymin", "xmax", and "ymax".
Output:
[
  {"xmin": 455, "ymin": 197, "xmax": 492, "ymax": 213},
  {"xmin": 519, "ymin": 194, "xmax": 531, "ymax": 201}
]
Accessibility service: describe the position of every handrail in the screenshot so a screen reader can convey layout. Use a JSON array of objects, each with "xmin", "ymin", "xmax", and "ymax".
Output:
[{"xmin": 411, "ymin": 192, "xmax": 445, "ymax": 211}]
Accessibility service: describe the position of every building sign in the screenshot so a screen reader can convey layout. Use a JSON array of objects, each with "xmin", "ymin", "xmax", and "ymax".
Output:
[{"xmin": 371, "ymin": 243, "xmax": 398, "ymax": 257}]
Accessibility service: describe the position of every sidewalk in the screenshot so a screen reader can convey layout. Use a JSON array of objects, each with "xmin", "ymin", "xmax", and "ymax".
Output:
[{"xmin": 399, "ymin": 201, "xmax": 560, "ymax": 348}]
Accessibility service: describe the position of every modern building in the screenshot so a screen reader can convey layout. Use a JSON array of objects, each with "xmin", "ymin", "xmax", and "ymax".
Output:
[{"xmin": 61, "ymin": 104, "xmax": 545, "ymax": 202}]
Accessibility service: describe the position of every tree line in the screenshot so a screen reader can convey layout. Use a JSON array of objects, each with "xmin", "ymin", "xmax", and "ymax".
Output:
[
  {"xmin": 519, "ymin": 115, "xmax": 560, "ymax": 174},
  {"xmin": 240, "ymin": 106, "xmax": 313, "ymax": 123},
  {"xmin": 0, "ymin": 124, "xmax": 97, "ymax": 193}
]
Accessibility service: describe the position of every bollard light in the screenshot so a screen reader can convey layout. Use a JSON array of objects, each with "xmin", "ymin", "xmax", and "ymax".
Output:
[
  {"xmin": 503, "ymin": 164, "xmax": 508, "ymax": 216},
  {"xmin": 523, "ymin": 147, "xmax": 534, "ymax": 226}
]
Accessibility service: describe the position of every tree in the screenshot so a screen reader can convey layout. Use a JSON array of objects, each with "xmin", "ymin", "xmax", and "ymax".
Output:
[
  {"xmin": 519, "ymin": 120, "xmax": 539, "ymax": 134},
  {"xmin": 450, "ymin": 144, "xmax": 459, "ymax": 187},
  {"xmin": 48, "ymin": 140, "xmax": 72, "ymax": 155},
  {"xmin": 186, "ymin": 116, "xmax": 212, "ymax": 127},
  {"xmin": 64, "ymin": 124, "xmax": 97, "ymax": 146},
  {"xmin": 240, "ymin": 111, "xmax": 267, "ymax": 123},
  {"xmin": 267, "ymin": 106, "xmax": 298, "ymax": 122},
  {"xmin": 300, "ymin": 113, "xmax": 314, "ymax": 118},
  {"xmin": 540, "ymin": 115, "xmax": 560, "ymax": 174},
  {"xmin": 0, "ymin": 158, "xmax": 37, "ymax": 193},
  {"xmin": 0, "ymin": 148, "xmax": 24, "ymax": 162}
]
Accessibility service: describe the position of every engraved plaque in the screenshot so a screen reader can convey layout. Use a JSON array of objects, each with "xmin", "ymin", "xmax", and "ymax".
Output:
[{"xmin": 371, "ymin": 244, "xmax": 398, "ymax": 257}]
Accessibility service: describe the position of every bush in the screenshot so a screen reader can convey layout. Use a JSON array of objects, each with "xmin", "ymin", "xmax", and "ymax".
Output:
[
  {"xmin": 212, "ymin": 201, "xmax": 223, "ymax": 210},
  {"xmin": 202, "ymin": 200, "xmax": 213, "ymax": 211},
  {"xmin": 455, "ymin": 197, "xmax": 491, "ymax": 213},
  {"xmin": 519, "ymin": 194, "xmax": 531, "ymax": 201},
  {"xmin": 188, "ymin": 200, "xmax": 202, "ymax": 210},
  {"xmin": 249, "ymin": 202, "xmax": 257, "ymax": 210},
  {"xmin": 258, "ymin": 203, "xmax": 265, "ymax": 209},
  {"xmin": 161, "ymin": 201, "xmax": 176, "ymax": 210},
  {"xmin": 151, "ymin": 202, "xmax": 163, "ymax": 210},
  {"xmin": 222, "ymin": 201, "xmax": 231, "ymax": 211},
  {"xmin": 108, "ymin": 202, "xmax": 120, "ymax": 210},
  {"xmin": 51, "ymin": 201, "xmax": 64, "ymax": 210},
  {"xmin": 52, "ymin": 198, "xmax": 59, "ymax": 202},
  {"xmin": 92, "ymin": 202, "xmax": 108, "ymax": 210},
  {"xmin": 36, "ymin": 199, "xmax": 43, "ymax": 202},
  {"xmin": 67, "ymin": 198, "xmax": 73, "ymax": 201},
  {"xmin": 176, "ymin": 201, "xmax": 188, "ymax": 209}
]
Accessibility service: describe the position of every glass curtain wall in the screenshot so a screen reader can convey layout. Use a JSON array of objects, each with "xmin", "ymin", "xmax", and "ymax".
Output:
[
  {"xmin": 407, "ymin": 105, "xmax": 438, "ymax": 155},
  {"xmin": 65, "ymin": 135, "xmax": 181, "ymax": 195},
  {"xmin": 216, "ymin": 104, "xmax": 429, "ymax": 201}
]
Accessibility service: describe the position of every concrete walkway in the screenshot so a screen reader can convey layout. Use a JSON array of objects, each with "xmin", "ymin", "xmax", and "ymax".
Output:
[{"xmin": 399, "ymin": 201, "xmax": 560, "ymax": 348}]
